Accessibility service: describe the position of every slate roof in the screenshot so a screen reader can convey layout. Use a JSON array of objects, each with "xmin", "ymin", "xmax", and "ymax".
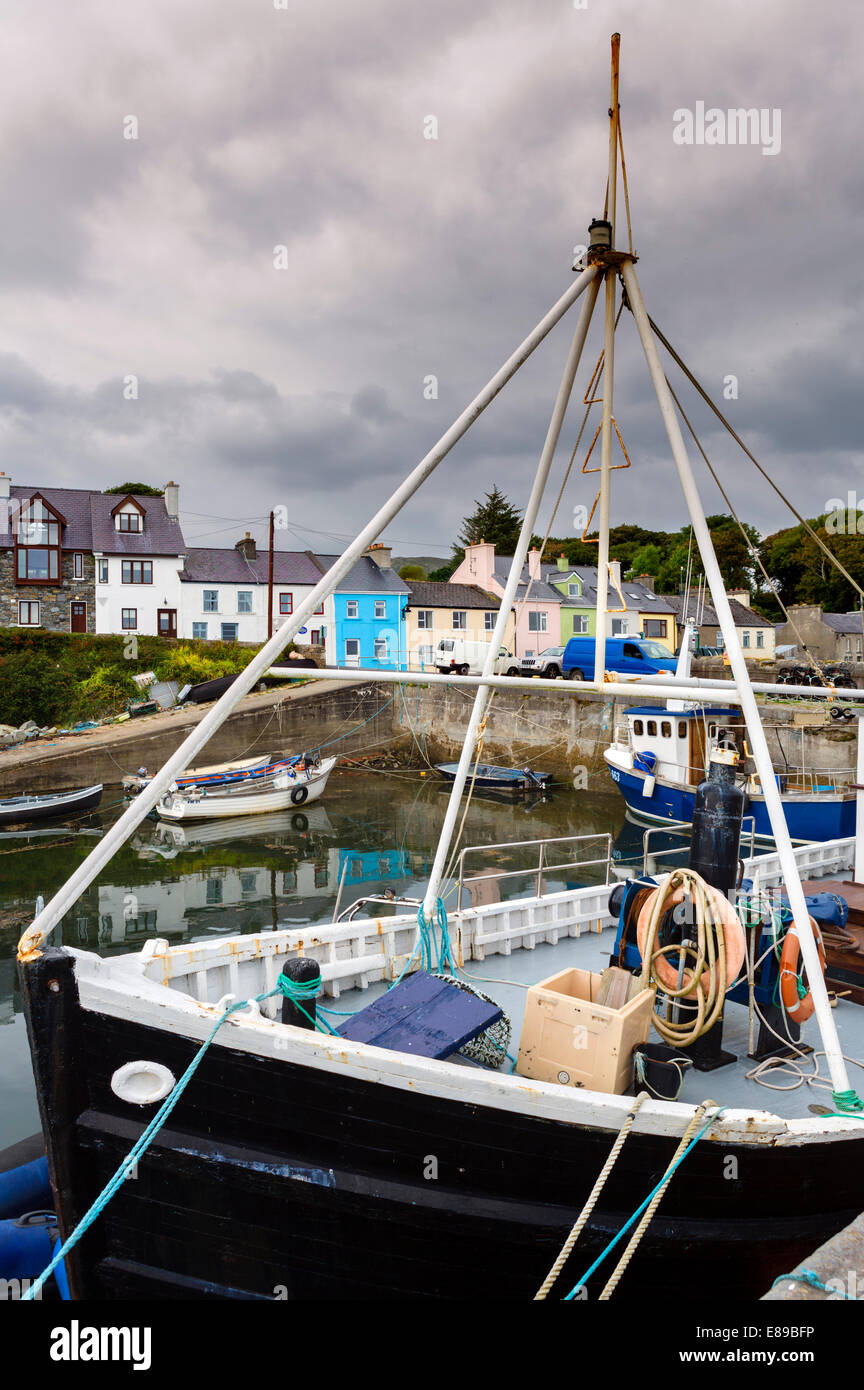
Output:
[
  {"xmin": 0, "ymin": 485, "xmax": 185, "ymax": 556},
  {"xmin": 181, "ymin": 548, "xmax": 324, "ymax": 585},
  {"xmin": 544, "ymin": 564, "xmax": 675, "ymax": 615},
  {"xmin": 822, "ymin": 612, "xmax": 864, "ymax": 635},
  {"xmin": 406, "ymin": 581, "xmax": 502, "ymax": 609},
  {"xmin": 660, "ymin": 593, "xmax": 773, "ymax": 629},
  {"xmin": 313, "ymin": 553, "xmax": 410, "ymax": 595}
]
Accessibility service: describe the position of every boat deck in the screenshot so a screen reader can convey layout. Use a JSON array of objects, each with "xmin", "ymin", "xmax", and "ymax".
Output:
[{"xmin": 316, "ymin": 928, "xmax": 864, "ymax": 1121}]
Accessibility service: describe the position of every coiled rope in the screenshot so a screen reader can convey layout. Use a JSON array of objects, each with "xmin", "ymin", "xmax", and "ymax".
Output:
[{"xmin": 638, "ymin": 868, "xmax": 731, "ymax": 1047}]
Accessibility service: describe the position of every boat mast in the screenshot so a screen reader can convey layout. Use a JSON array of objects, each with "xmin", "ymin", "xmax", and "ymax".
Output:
[
  {"xmin": 620, "ymin": 258, "xmax": 855, "ymax": 1102},
  {"xmin": 420, "ymin": 274, "xmax": 601, "ymax": 919},
  {"xmin": 593, "ymin": 32, "xmax": 620, "ymax": 685}
]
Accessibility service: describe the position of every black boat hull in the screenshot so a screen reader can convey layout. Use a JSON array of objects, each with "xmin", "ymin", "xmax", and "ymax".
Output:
[
  {"xmin": 20, "ymin": 947, "xmax": 864, "ymax": 1301},
  {"xmin": 0, "ymin": 785, "xmax": 102, "ymax": 827}
]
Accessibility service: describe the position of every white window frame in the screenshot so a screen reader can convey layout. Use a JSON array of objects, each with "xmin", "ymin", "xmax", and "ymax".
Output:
[
  {"xmin": 346, "ymin": 600, "xmax": 359, "ymax": 620},
  {"xmin": 484, "ymin": 611, "xmax": 495, "ymax": 631},
  {"xmin": 98, "ymin": 558, "xmax": 109, "ymax": 583},
  {"xmin": 572, "ymin": 615, "xmax": 589, "ymax": 634},
  {"xmin": 344, "ymin": 638, "xmax": 361, "ymax": 666},
  {"xmin": 374, "ymin": 600, "xmax": 386, "ymax": 619},
  {"xmin": 528, "ymin": 611, "xmax": 547, "ymax": 633},
  {"xmin": 611, "ymin": 618, "xmax": 628, "ymax": 636},
  {"xmin": 452, "ymin": 610, "xmax": 467, "ymax": 630},
  {"xmin": 373, "ymin": 636, "xmax": 389, "ymax": 661},
  {"xmin": 417, "ymin": 610, "xmax": 433, "ymax": 630},
  {"xmin": 568, "ymin": 582, "xmax": 581, "ymax": 596}
]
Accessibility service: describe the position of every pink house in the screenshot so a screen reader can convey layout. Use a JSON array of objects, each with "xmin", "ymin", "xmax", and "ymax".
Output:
[{"xmin": 450, "ymin": 542, "xmax": 562, "ymax": 656}]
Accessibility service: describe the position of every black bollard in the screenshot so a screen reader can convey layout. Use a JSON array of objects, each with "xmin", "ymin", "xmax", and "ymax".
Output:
[{"xmin": 280, "ymin": 957, "xmax": 321, "ymax": 1030}]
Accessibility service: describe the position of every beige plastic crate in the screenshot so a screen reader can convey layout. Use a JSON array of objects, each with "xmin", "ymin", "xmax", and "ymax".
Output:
[{"xmin": 516, "ymin": 967, "xmax": 655, "ymax": 1094}]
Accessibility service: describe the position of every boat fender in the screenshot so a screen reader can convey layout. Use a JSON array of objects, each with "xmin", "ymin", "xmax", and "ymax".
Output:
[
  {"xmin": 291, "ymin": 785, "xmax": 309, "ymax": 805},
  {"xmin": 779, "ymin": 919, "xmax": 826, "ymax": 1023},
  {"xmin": 291, "ymin": 813, "xmax": 309, "ymax": 833},
  {"xmin": 0, "ymin": 1211, "xmax": 57, "ymax": 1282},
  {"xmin": 110, "ymin": 1060, "xmax": 176, "ymax": 1106}
]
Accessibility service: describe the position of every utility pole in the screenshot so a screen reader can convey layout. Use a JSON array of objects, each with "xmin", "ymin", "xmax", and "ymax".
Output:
[{"xmin": 267, "ymin": 510, "xmax": 275, "ymax": 641}]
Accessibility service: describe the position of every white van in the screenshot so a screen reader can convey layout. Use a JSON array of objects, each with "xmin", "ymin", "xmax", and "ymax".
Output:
[{"xmin": 434, "ymin": 638, "xmax": 519, "ymax": 676}]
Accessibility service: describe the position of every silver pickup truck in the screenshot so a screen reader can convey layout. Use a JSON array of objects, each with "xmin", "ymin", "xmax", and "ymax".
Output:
[{"xmin": 519, "ymin": 646, "xmax": 565, "ymax": 679}]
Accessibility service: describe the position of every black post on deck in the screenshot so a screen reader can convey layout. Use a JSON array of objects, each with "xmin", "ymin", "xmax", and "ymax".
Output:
[{"xmin": 280, "ymin": 957, "xmax": 321, "ymax": 1030}]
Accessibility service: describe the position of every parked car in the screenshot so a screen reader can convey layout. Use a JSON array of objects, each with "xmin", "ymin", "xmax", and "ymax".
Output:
[
  {"xmin": 520, "ymin": 646, "xmax": 565, "ymax": 679},
  {"xmin": 434, "ymin": 638, "xmax": 519, "ymax": 676},
  {"xmin": 562, "ymin": 636, "xmax": 678, "ymax": 680}
]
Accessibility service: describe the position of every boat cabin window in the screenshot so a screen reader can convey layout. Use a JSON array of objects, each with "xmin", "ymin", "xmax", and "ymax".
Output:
[
  {"xmin": 678, "ymin": 721, "xmax": 687, "ymax": 739},
  {"xmin": 647, "ymin": 720, "xmax": 657, "ymax": 736},
  {"xmin": 661, "ymin": 721, "xmax": 672, "ymax": 738},
  {"xmin": 633, "ymin": 719, "xmax": 643, "ymax": 735}
]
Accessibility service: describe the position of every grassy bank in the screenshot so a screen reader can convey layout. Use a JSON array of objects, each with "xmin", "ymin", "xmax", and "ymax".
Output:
[{"xmin": 0, "ymin": 629, "xmax": 291, "ymax": 728}]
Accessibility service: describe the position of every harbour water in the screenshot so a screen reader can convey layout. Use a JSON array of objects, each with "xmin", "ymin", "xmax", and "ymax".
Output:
[{"xmin": 0, "ymin": 770, "xmax": 633, "ymax": 1149}]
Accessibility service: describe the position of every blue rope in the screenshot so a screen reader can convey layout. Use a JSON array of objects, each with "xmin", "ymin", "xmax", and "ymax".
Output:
[
  {"xmin": 770, "ymin": 1268, "xmax": 854, "ymax": 1298},
  {"xmin": 23, "ymin": 987, "xmax": 279, "ymax": 1301},
  {"xmin": 562, "ymin": 1108, "xmax": 724, "ymax": 1300}
]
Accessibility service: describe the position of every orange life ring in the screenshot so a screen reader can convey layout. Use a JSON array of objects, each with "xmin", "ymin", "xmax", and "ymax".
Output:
[
  {"xmin": 779, "ymin": 918, "xmax": 826, "ymax": 1023},
  {"xmin": 636, "ymin": 882, "xmax": 746, "ymax": 997}
]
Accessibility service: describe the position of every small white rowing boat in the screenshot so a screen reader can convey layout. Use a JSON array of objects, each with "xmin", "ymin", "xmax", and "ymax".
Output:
[
  {"xmin": 123, "ymin": 752, "xmax": 273, "ymax": 795},
  {"xmin": 155, "ymin": 757, "xmax": 337, "ymax": 821}
]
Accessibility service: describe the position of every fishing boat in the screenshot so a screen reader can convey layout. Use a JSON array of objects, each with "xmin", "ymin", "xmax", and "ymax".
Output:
[
  {"xmin": 604, "ymin": 704, "xmax": 857, "ymax": 842},
  {"xmin": 0, "ymin": 784, "xmax": 102, "ymax": 828},
  {"xmin": 123, "ymin": 752, "xmax": 274, "ymax": 795},
  {"xmin": 155, "ymin": 756, "xmax": 336, "ymax": 821},
  {"xmin": 435, "ymin": 762, "xmax": 551, "ymax": 790},
  {"xmin": 16, "ymin": 36, "xmax": 864, "ymax": 1305}
]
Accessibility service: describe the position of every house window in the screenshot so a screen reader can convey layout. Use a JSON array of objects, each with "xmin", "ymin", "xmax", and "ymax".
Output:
[
  {"xmin": 452, "ymin": 610, "xmax": 467, "ymax": 630},
  {"xmin": 644, "ymin": 619, "xmax": 665, "ymax": 639},
  {"xmin": 313, "ymin": 601, "xmax": 324, "ymax": 616},
  {"xmin": 98, "ymin": 558, "xmax": 109, "ymax": 583},
  {"xmin": 279, "ymin": 593, "xmax": 293, "ymax": 615},
  {"xmin": 203, "ymin": 590, "xmax": 219, "ymax": 613},
  {"xmin": 528, "ymin": 611, "xmax": 547, "ymax": 633},
  {"xmin": 238, "ymin": 591, "xmax": 253, "ymax": 614},
  {"xmin": 346, "ymin": 600, "xmax": 359, "ymax": 619},
  {"xmin": 568, "ymin": 582, "xmax": 581, "ymax": 596},
  {"xmin": 310, "ymin": 629, "xmax": 322, "ymax": 646},
  {"xmin": 373, "ymin": 636, "xmax": 389, "ymax": 662},
  {"xmin": 221, "ymin": 623, "xmax": 239, "ymax": 642},
  {"xmin": 742, "ymin": 631, "xmax": 750, "ymax": 648},
  {"xmin": 121, "ymin": 608, "xmax": 137, "ymax": 630},
  {"xmin": 121, "ymin": 560, "xmax": 152, "ymax": 585},
  {"xmin": 15, "ymin": 497, "xmax": 62, "ymax": 583},
  {"xmin": 484, "ymin": 612, "xmax": 495, "ymax": 631},
  {"xmin": 374, "ymin": 600, "xmax": 386, "ymax": 619},
  {"xmin": 18, "ymin": 600, "xmax": 40, "ymax": 626},
  {"xmin": 345, "ymin": 638, "xmax": 361, "ymax": 664},
  {"xmin": 192, "ymin": 622, "xmax": 208, "ymax": 640},
  {"xmin": 117, "ymin": 512, "xmax": 142, "ymax": 532},
  {"xmin": 418, "ymin": 644, "xmax": 434, "ymax": 667},
  {"xmin": 417, "ymin": 610, "xmax": 433, "ymax": 630},
  {"xmin": 572, "ymin": 615, "xmax": 589, "ymax": 634},
  {"xmin": 611, "ymin": 618, "xmax": 628, "ymax": 636},
  {"xmin": 73, "ymin": 553, "xmax": 84, "ymax": 578},
  {"xmin": 756, "ymin": 631, "xmax": 764, "ymax": 648}
]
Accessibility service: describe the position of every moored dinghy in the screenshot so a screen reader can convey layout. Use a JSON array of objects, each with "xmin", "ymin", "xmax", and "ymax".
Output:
[
  {"xmin": 0, "ymin": 785, "xmax": 102, "ymax": 827},
  {"xmin": 155, "ymin": 755, "xmax": 336, "ymax": 821}
]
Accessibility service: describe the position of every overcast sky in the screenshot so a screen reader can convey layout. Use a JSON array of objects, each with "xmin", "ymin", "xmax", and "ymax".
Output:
[{"xmin": 0, "ymin": 0, "xmax": 861, "ymax": 561}]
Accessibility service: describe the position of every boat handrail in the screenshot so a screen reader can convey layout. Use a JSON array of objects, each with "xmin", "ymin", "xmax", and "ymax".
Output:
[
  {"xmin": 335, "ymin": 894, "xmax": 423, "ymax": 923},
  {"xmin": 455, "ymin": 831, "xmax": 613, "ymax": 908},
  {"xmin": 639, "ymin": 815, "xmax": 757, "ymax": 875}
]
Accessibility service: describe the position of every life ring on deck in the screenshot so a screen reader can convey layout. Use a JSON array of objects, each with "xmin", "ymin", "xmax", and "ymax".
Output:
[
  {"xmin": 290, "ymin": 785, "xmax": 309, "ymax": 805},
  {"xmin": 636, "ymin": 878, "xmax": 746, "ymax": 997},
  {"xmin": 779, "ymin": 918, "xmax": 826, "ymax": 1023}
]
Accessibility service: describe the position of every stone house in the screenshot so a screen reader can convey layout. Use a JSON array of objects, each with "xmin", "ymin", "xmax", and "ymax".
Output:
[{"xmin": 775, "ymin": 605, "xmax": 864, "ymax": 664}]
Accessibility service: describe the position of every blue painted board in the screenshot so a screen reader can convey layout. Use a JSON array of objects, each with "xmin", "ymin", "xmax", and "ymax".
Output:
[{"xmin": 336, "ymin": 971, "xmax": 502, "ymax": 1059}]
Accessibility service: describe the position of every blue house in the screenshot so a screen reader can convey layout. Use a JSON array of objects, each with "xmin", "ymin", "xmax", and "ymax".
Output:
[{"xmin": 316, "ymin": 545, "xmax": 409, "ymax": 670}]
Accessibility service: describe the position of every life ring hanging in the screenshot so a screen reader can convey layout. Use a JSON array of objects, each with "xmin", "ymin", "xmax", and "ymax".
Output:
[
  {"xmin": 291, "ymin": 785, "xmax": 309, "ymax": 806},
  {"xmin": 779, "ymin": 917, "xmax": 826, "ymax": 1023}
]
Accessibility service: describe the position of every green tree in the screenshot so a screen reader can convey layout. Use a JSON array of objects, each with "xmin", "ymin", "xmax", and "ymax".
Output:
[
  {"xmin": 398, "ymin": 564, "xmax": 425, "ymax": 581},
  {"xmin": 454, "ymin": 485, "xmax": 522, "ymax": 563},
  {"xmin": 627, "ymin": 543, "xmax": 664, "ymax": 578},
  {"xmin": 103, "ymin": 482, "xmax": 164, "ymax": 496}
]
